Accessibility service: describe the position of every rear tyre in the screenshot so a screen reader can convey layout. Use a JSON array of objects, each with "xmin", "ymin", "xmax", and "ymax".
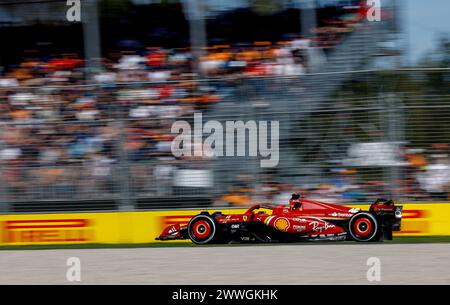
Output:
[
  {"xmin": 348, "ymin": 212, "xmax": 379, "ymax": 242},
  {"xmin": 187, "ymin": 214, "xmax": 217, "ymax": 245}
]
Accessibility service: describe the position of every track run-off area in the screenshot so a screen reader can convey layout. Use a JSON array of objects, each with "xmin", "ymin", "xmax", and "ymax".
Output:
[{"xmin": 1, "ymin": 243, "xmax": 449, "ymax": 284}]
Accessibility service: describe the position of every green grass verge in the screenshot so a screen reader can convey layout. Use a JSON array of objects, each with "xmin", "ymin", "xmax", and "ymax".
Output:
[
  {"xmin": 1, "ymin": 236, "xmax": 450, "ymax": 250},
  {"xmin": 385, "ymin": 236, "xmax": 450, "ymax": 244},
  {"xmin": 0, "ymin": 242, "xmax": 194, "ymax": 251}
]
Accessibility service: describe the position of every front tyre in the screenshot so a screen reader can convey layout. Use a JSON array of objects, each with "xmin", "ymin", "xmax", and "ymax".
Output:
[
  {"xmin": 348, "ymin": 212, "xmax": 379, "ymax": 242},
  {"xmin": 187, "ymin": 214, "xmax": 217, "ymax": 245}
]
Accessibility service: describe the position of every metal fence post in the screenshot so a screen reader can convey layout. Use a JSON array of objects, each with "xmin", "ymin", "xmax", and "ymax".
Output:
[
  {"xmin": 0, "ymin": 124, "xmax": 9, "ymax": 214},
  {"xmin": 383, "ymin": 93, "xmax": 404, "ymax": 200},
  {"xmin": 116, "ymin": 113, "xmax": 133, "ymax": 211},
  {"xmin": 183, "ymin": 0, "xmax": 207, "ymax": 79},
  {"xmin": 83, "ymin": 0, "xmax": 102, "ymax": 79}
]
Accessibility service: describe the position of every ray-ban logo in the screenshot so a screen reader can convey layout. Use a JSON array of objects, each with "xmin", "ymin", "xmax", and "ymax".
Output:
[{"xmin": 66, "ymin": 0, "xmax": 81, "ymax": 22}]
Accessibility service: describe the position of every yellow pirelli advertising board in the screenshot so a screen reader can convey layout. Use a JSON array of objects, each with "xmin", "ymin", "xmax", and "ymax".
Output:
[
  {"xmin": 1, "ymin": 204, "xmax": 450, "ymax": 246},
  {"xmin": 0, "ymin": 209, "xmax": 240, "ymax": 245}
]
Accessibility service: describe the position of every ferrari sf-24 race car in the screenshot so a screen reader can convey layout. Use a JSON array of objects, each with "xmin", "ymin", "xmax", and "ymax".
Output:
[{"xmin": 156, "ymin": 194, "xmax": 403, "ymax": 244}]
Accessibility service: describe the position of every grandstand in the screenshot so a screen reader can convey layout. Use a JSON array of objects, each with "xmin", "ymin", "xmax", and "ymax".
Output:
[{"xmin": 0, "ymin": 0, "xmax": 449, "ymax": 212}]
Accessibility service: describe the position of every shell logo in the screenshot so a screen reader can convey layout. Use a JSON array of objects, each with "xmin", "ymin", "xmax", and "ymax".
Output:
[{"xmin": 274, "ymin": 217, "xmax": 290, "ymax": 232}]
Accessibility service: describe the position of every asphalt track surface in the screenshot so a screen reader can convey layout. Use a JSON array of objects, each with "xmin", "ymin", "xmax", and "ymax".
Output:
[{"xmin": 1, "ymin": 243, "xmax": 449, "ymax": 284}]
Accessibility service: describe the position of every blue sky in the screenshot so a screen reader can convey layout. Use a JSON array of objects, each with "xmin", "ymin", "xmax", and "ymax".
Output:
[
  {"xmin": 403, "ymin": 0, "xmax": 450, "ymax": 64},
  {"xmin": 202, "ymin": 0, "xmax": 450, "ymax": 64},
  {"xmin": 1, "ymin": 0, "xmax": 448, "ymax": 65}
]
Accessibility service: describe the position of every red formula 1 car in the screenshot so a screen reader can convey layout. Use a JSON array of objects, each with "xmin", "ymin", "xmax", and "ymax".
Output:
[{"xmin": 156, "ymin": 194, "xmax": 403, "ymax": 244}]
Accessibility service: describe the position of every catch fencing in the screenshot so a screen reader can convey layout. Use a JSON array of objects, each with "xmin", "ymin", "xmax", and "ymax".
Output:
[{"xmin": 0, "ymin": 68, "xmax": 450, "ymax": 212}]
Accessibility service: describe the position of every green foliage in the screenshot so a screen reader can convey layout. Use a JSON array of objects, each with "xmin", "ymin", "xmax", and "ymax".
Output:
[
  {"xmin": 249, "ymin": 0, "xmax": 285, "ymax": 16},
  {"xmin": 99, "ymin": 0, "xmax": 134, "ymax": 19}
]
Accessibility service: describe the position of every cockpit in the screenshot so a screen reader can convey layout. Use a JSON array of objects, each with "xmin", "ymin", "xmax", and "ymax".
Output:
[{"xmin": 289, "ymin": 193, "xmax": 302, "ymax": 211}]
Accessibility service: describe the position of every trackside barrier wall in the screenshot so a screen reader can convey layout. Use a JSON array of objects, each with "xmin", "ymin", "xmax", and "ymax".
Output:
[{"xmin": 0, "ymin": 203, "xmax": 449, "ymax": 245}]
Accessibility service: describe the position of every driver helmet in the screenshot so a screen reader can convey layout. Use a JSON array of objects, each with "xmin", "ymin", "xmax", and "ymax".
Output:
[{"xmin": 289, "ymin": 193, "xmax": 302, "ymax": 210}]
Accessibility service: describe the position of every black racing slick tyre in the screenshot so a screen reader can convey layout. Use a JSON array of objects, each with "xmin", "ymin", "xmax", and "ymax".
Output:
[
  {"xmin": 348, "ymin": 212, "xmax": 379, "ymax": 242},
  {"xmin": 187, "ymin": 214, "xmax": 217, "ymax": 245}
]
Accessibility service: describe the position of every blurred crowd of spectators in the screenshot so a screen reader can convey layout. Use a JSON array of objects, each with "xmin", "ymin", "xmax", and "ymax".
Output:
[
  {"xmin": 0, "ymin": 4, "xmax": 403, "ymax": 205},
  {"xmin": 215, "ymin": 143, "xmax": 450, "ymax": 206},
  {"xmin": 0, "ymin": 36, "xmax": 322, "ymax": 200}
]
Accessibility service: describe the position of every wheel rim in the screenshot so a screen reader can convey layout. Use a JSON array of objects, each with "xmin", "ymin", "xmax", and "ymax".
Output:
[
  {"xmin": 188, "ymin": 215, "xmax": 216, "ymax": 244},
  {"xmin": 354, "ymin": 218, "xmax": 372, "ymax": 237},
  {"xmin": 192, "ymin": 220, "xmax": 211, "ymax": 239},
  {"xmin": 349, "ymin": 213, "xmax": 378, "ymax": 241}
]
